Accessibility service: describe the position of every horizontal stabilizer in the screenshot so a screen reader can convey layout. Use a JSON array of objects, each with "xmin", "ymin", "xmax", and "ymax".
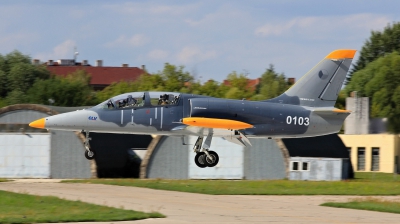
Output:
[{"xmin": 313, "ymin": 109, "xmax": 351, "ymax": 115}]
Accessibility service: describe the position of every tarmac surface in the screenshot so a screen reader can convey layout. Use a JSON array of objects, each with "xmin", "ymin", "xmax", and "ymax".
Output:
[{"xmin": 0, "ymin": 179, "xmax": 400, "ymax": 223}]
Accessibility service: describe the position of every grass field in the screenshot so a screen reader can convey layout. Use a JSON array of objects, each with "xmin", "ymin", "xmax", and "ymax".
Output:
[
  {"xmin": 0, "ymin": 179, "xmax": 8, "ymax": 182},
  {"xmin": 63, "ymin": 172, "xmax": 400, "ymax": 195},
  {"xmin": 322, "ymin": 197, "xmax": 400, "ymax": 214},
  {"xmin": 0, "ymin": 190, "xmax": 164, "ymax": 223}
]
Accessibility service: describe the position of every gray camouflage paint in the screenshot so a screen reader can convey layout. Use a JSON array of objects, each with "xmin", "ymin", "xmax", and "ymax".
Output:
[{"xmin": 40, "ymin": 55, "xmax": 353, "ymax": 139}]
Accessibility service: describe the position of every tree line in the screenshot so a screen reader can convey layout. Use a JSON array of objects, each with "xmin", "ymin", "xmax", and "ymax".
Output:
[
  {"xmin": 0, "ymin": 52, "xmax": 291, "ymax": 108},
  {"xmin": 345, "ymin": 22, "xmax": 400, "ymax": 132}
]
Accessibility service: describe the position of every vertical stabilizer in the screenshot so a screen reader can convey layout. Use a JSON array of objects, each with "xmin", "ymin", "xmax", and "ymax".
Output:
[{"xmin": 267, "ymin": 49, "xmax": 356, "ymax": 107}]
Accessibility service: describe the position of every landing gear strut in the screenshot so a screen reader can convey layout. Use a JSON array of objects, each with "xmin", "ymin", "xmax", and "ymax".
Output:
[
  {"xmin": 193, "ymin": 131, "xmax": 219, "ymax": 168},
  {"xmin": 83, "ymin": 131, "xmax": 95, "ymax": 160}
]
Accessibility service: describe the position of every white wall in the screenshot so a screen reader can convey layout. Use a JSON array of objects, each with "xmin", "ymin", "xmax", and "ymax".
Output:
[{"xmin": 0, "ymin": 134, "xmax": 50, "ymax": 178}]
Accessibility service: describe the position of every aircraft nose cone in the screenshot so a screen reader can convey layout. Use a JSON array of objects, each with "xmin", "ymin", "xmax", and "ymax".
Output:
[{"xmin": 29, "ymin": 118, "xmax": 46, "ymax": 129}]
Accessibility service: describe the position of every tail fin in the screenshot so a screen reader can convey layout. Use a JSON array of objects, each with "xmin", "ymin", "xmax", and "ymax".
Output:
[{"xmin": 267, "ymin": 49, "xmax": 356, "ymax": 107}]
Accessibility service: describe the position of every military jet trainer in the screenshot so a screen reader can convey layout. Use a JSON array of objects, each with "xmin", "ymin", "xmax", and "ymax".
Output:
[{"xmin": 30, "ymin": 49, "xmax": 356, "ymax": 168}]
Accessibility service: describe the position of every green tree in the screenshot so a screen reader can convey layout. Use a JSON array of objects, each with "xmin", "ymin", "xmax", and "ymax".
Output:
[
  {"xmin": 8, "ymin": 63, "xmax": 50, "ymax": 92},
  {"xmin": 5, "ymin": 90, "xmax": 27, "ymax": 105},
  {"xmin": 0, "ymin": 50, "xmax": 50, "ymax": 99},
  {"xmin": 258, "ymin": 64, "xmax": 289, "ymax": 100},
  {"xmin": 223, "ymin": 71, "xmax": 254, "ymax": 99},
  {"xmin": 345, "ymin": 51, "xmax": 400, "ymax": 132},
  {"xmin": 0, "ymin": 70, "xmax": 7, "ymax": 97},
  {"xmin": 28, "ymin": 70, "xmax": 94, "ymax": 106},
  {"xmin": 136, "ymin": 74, "xmax": 164, "ymax": 91},
  {"xmin": 0, "ymin": 97, "xmax": 7, "ymax": 108},
  {"xmin": 184, "ymin": 81, "xmax": 202, "ymax": 95},
  {"xmin": 137, "ymin": 63, "xmax": 193, "ymax": 92},
  {"xmin": 96, "ymin": 81, "xmax": 139, "ymax": 103},
  {"xmin": 2, "ymin": 50, "xmax": 31, "ymax": 73},
  {"xmin": 350, "ymin": 22, "xmax": 400, "ymax": 80},
  {"xmin": 156, "ymin": 63, "xmax": 193, "ymax": 92},
  {"xmin": 197, "ymin": 80, "xmax": 226, "ymax": 98}
]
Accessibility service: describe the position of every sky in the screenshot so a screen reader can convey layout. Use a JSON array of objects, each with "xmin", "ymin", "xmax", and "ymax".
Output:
[{"xmin": 1, "ymin": 0, "xmax": 399, "ymax": 82}]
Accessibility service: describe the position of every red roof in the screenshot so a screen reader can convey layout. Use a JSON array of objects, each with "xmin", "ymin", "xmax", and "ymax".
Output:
[{"xmin": 47, "ymin": 66, "xmax": 146, "ymax": 85}]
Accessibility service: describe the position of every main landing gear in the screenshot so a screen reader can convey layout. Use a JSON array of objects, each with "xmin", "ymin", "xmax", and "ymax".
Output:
[
  {"xmin": 193, "ymin": 132, "xmax": 219, "ymax": 168},
  {"xmin": 83, "ymin": 131, "xmax": 95, "ymax": 160}
]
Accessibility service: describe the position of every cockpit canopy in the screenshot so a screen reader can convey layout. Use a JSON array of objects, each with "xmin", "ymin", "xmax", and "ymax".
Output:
[{"xmin": 95, "ymin": 91, "xmax": 181, "ymax": 110}]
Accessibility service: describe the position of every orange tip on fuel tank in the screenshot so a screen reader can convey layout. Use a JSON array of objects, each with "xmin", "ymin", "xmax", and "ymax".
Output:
[
  {"xmin": 29, "ymin": 118, "xmax": 46, "ymax": 129},
  {"xmin": 182, "ymin": 117, "xmax": 253, "ymax": 129}
]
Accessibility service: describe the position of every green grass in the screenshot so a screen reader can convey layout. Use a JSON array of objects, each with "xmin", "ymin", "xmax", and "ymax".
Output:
[
  {"xmin": 0, "ymin": 190, "xmax": 165, "ymax": 223},
  {"xmin": 353, "ymin": 172, "xmax": 400, "ymax": 182},
  {"xmin": 322, "ymin": 197, "xmax": 400, "ymax": 214},
  {"xmin": 0, "ymin": 179, "xmax": 8, "ymax": 182},
  {"xmin": 63, "ymin": 172, "xmax": 400, "ymax": 195}
]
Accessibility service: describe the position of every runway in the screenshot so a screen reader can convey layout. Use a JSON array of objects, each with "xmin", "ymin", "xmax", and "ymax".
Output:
[{"xmin": 0, "ymin": 180, "xmax": 399, "ymax": 223}]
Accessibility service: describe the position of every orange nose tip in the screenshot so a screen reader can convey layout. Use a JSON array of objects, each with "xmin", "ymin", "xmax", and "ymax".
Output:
[{"xmin": 29, "ymin": 118, "xmax": 46, "ymax": 129}]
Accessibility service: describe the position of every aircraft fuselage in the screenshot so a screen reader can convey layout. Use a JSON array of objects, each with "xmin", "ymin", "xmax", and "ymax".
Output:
[{"xmin": 42, "ymin": 91, "xmax": 347, "ymax": 138}]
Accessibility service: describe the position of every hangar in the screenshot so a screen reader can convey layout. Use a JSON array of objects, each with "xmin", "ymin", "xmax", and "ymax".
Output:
[
  {"xmin": 0, "ymin": 104, "xmax": 92, "ymax": 178},
  {"xmin": 142, "ymin": 134, "xmax": 353, "ymax": 180},
  {"xmin": 0, "ymin": 104, "xmax": 353, "ymax": 180}
]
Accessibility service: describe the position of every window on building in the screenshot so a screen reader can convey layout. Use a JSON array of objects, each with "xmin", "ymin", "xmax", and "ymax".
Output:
[
  {"xmin": 291, "ymin": 161, "xmax": 299, "ymax": 171},
  {"xmin": 371, "ymin": 147, "xmax": 380, "ymax": 171},
  {"xmin": 357, "ymin": 147, "xmax": 365, "ymax": 171},
  {"xmin": 302, "ymin": 162, "xmax": 309, "ymax": 171},
  {"xmin": 346, "ymin": 147, "xmax": 351, "ymax": 157}
]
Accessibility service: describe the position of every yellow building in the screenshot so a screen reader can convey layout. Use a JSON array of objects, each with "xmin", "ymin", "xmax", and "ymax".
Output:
[{"xmin": 339, "ymin": 134, "xmax": 400, "ymax": 173}]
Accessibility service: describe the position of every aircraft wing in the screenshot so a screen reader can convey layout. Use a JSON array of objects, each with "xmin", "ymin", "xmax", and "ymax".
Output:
[{"xmin": 181, "ymin": 117, "xmax": 253, "ymax": 147}]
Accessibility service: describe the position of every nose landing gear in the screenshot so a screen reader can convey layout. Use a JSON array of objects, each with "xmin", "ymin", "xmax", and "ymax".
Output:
[
  {"xmin": 83, "ymin": 131, "xmax": 95, "ymax": 160},
  {"xmin": 193, "ymin": 132, "xmax": 219, "ymax": 168},
  {"xmin": 85, "ymin": 150, "xmax": 95, "ymax": 160}
]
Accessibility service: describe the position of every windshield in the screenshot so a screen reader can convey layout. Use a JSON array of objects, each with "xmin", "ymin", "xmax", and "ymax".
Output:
[
  {"xmin": 95, "ymin": 92, "xmax": 145, "ymax": 109},
  {"xmin": 95, "ymin": 91, "xmax": 181, "ymax": 110}
]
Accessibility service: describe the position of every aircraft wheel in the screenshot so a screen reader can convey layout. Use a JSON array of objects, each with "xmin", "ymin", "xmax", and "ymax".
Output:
[
  {"xmin": 194, "ymin": 152, "xmax": 207, "ymax": 168},
  {"xmin": 205, "ymin": 151, "xmax": 219, "ymax": 167},
  {"xmin": 85, "ymin": 150, "xmax": 95, "ymax": 160}
]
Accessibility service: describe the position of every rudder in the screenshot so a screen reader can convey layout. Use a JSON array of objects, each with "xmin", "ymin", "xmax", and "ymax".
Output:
[{"xmin": 266, "ymin": 49, "xmax": 356, "ymax": 107}]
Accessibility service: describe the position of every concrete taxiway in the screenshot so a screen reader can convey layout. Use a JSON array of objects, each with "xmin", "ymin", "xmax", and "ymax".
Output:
[{"xmin": 0, "ymin": 179, "xmax": 399, "ymax": 223}]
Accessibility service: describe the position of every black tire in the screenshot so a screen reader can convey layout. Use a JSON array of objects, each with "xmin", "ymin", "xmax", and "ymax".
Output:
[
  {"xmin": 204, "ymin": 151, "xmax": 219, "ymax": 167},
  {"xmin": 85, "ymin": 150, "xmax": 95, "ymax": 160},
  {"xmin": 194, "ymin": 152, "xmax": 207, "ymax": 168}
]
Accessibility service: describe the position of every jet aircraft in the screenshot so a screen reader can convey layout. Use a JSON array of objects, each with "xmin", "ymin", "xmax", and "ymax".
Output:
[{"xmin": 30, "ymin": 49, "xmax": 356, "ymax": 168}]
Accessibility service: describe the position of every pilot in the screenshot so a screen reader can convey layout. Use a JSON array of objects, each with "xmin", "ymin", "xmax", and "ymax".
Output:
[
  {"xmin": 126, "ymin": 95, "xmax": 137, "ymax": 107},
  {"xmin": 158, "ymin": 95, "xmax": 163, "ymax": 105},
  {"xmin": 118, "ymin": 100, "xmax": 125, "ymax": 108},
  {"xmin": 107, "ymin": 100, "xmax": 114, "ymax": 109},
  {"xmin": 161, "ymin": 94, "xmax": 169, "ymax": 105}
]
